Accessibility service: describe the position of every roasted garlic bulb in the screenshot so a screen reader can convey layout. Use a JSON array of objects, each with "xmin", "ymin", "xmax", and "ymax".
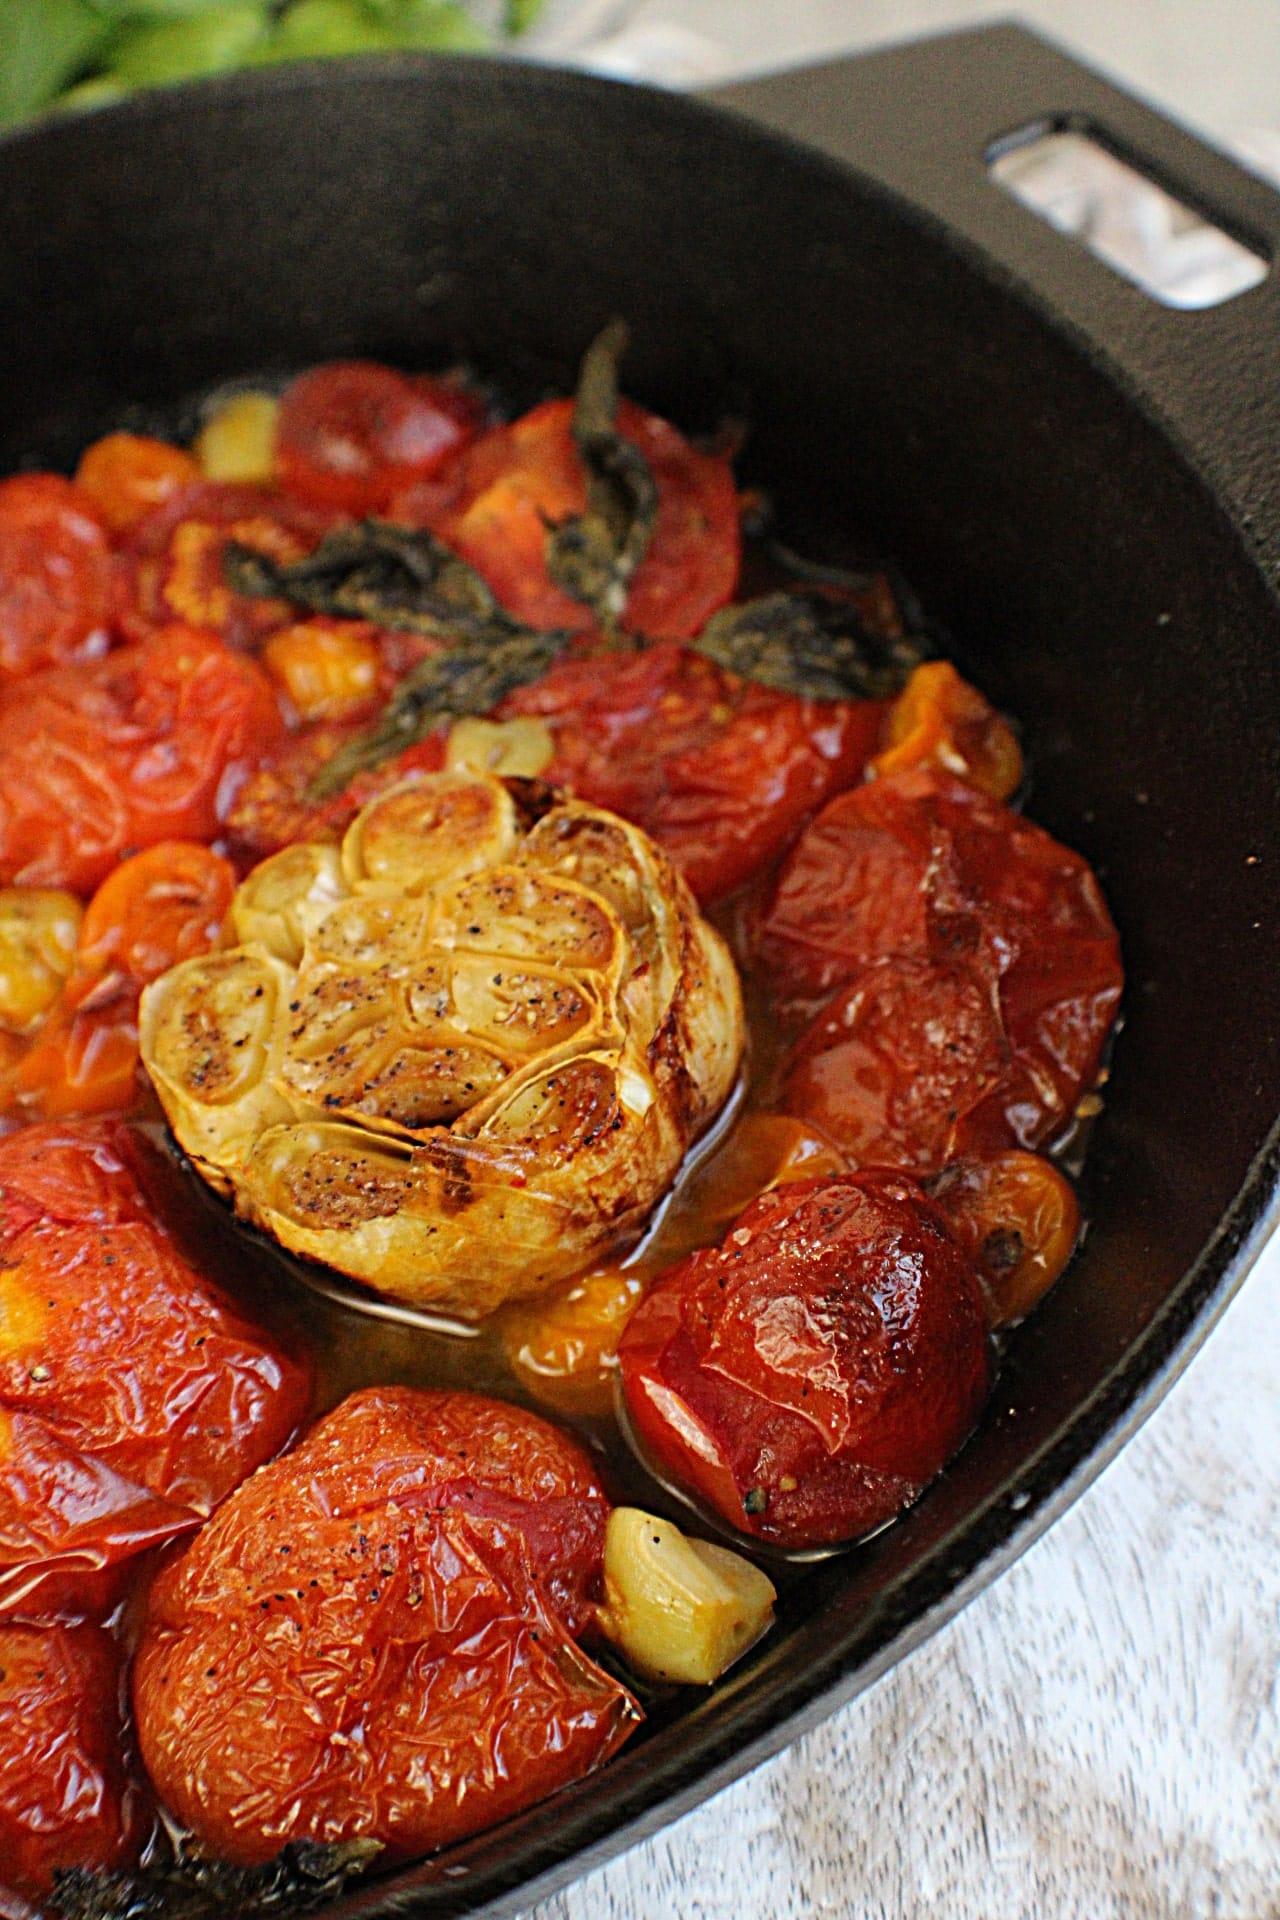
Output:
[{"xmin": 139, "ymin": 771, "xmax": 743, "ymax": 1317}]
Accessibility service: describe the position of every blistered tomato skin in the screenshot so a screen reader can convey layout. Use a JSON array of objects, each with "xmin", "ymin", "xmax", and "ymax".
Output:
[
  {"xmin": 0, "ymin": 1622, "xmax": 142, "ymax": 1902},
  {"xmin": 133, "ymin": 1388, "xmax": 638, "ymax": 1867},
  {"xmin": 0, "ymin": 475, "xmax": 113, "ymax": 684},
  {"xmin": 618, "ymin": 1172, "xmax": 992, "ymax": 1550},
  {"xmin": 0, "ymin": 626, "xmax": 285, "ymax": 895},
  {"xmin": 431, "ymin": 399, "xmax": 740, "ymax": 641},
  {"xmin": 504, "ymin": 641, "xmax": 884, "ymax": 903},
  {"xmin": 74, "ymin": 433, "xmax": 201, "ymax": 536},
  {"xmin": 0, "ymin": 1121, "xmax": 311, "ymax": 1620},
  {"xmin": 757, "ymin": 767, "xmax": 1123, "ymax": 1153}
]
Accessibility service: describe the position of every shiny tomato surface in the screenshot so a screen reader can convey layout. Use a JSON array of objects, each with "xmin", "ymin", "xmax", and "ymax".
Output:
[
  {"xmin": 0, "ymin": 1122, "xmax": 310, "ymax": 1620},
  {"xmin": 426, "ymin": 398, "xmax": 740, "ymax": 639},
  {"xmin": 0, "ymin": 626, "xmax": 284, "ymax": 895},
  {"xmin": 278, "ymin": 362, "xmax": 483, "ymax": 516},
  {"xmin": 759, "ymin": 767, "xmax": 1123, "ymax": 1153},
  {"xmin": 503, "ymin": 641, "xmax": 883, "ymax": 902},
  {"xmin": 0, "ymin": 475, "xmax": 113, "ymax": 685},
  {"xmin": 618, "ymin": 1172, "xmax": 991, "ymax": 1549},
  {"xmin": 134, "ymin": 1388, "xmax": 637, "ymax": 1866},
  {"xmin": 0, "ymin": 1622, "xmax": 142, "ymax": 1901}
]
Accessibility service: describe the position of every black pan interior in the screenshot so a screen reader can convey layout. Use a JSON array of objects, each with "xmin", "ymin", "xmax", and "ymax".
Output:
[{"xmin": 1, "ymin": 42, "xmax": 1278, "ymax": 1918}]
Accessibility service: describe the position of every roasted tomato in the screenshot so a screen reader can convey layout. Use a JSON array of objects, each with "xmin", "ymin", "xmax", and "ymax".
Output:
[
  {"xmin": 0, "ymin": 1623, "xmax": 142, "ymax": 1902},
  {"xmin": 870, "ymin": 660, "xmax": 1023, "ymax": 801},
  {"xmin": 0, "ymin": 475, "xmax": 113, "ymax": 684},
  {"xmin": 931, "ymin": 1150, "xmax": 1080, "ymax": 1327},
  {"xmin": 757, "ymin": 767, "xmax": 1123, "ymax": 1154},
  {"xmin": 502, "ymin": 642, "xmax": 883, "ymax": 903},
  {"xmin": 425, "ymin": 398, "xmax": 739, "ymax": 639},
  {"xmin": 781, "ymin": 956, "xmax": 1008, "ymax": 1174},
  {"xmin": 0, "ymin": 626, "xmax": 284, "ymax": 895},
  {"xmin": 618, "ymin": 1171, "xmax": 991, "ymax": 1549},
  {"xmin": 133, "ymin": 1387, "xmax": 638, "ymax": 1866},
  {"xmin": 74, "ymin": 433, "xmax": 200, "ymax": 537},
  {"xmin": 277, "ymin": 362, "xmax": 483, "ymax": 516},
  {"xmin": 12, "ymin": 844, "xmax": 235, "ymax": 1122},
  {"xmin": 142, "ymin": 772, "xmax": 743, "ymax": 1317},
  {"xmin": 119, "ymin": 482, "xmax": 330, "ymax": 648},
  {"xmin": 0, "ymin": 1121, "xmax": 310, "ymax": 1619}
]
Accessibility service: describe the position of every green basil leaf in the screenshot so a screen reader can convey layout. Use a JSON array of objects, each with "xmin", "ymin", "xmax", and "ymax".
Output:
[
  {"xmin": 253, "ymin": 0, "xmax": 394, "ymax": 61},
  {"xmin": 504, "ymin": 0, "xmax": 543, "ymax": 32},
  {"xmin": 51, "ymin": 1839, "xmax": 382, "ymax": 1920},
  {"xmin": 694, "ymin": 592, "xmax": 930, "ymax": 701},
  {"xmin": 0, "ymin": 0, "xmax": 111, "ymax": 126},
  {"xmin": 545, "ymin": 318, "xmax": 658, "ymax": 631},
  {"xmin": 103, "ymin": 3, "xmax": 271, "ymax": 85}
]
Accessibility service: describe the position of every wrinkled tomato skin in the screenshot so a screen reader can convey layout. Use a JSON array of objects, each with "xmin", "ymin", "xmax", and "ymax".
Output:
[
  {"xmin": 0, "ymin": 1622, "xmax": 143, "ymax": 1902},
  {"xmin": 0, "ymin": 626, "xmax": 285, "ymax": 895},
  {"xmin": 782, "ymin": 956, "xmax": 1009, "ymax": 1174},
  {"xmin": 0, "ymin": 1122, "xmax": 311, "ymax": 1620},
  {"xmin": 503, "ymin": 642, "xmax": 883, "ymax": 902},
  {"xmin": 430, "ymin": 399, "xmax": 740, "ymax": 640},
  {"xmin": 0, "ymin": 474, "xmax": 113, "ymax": 684},
  {"xmin": 618, "ymin": 1172, "xmax": 991, "ymax": 1550},
  {"xmin": 277, "ymin": 363, "xmax": 483, "ymax": 516},
  {"xmin": 756, "ymin": 767, "xmax": 1123, "ymax": 1151},
  {"xmin": 134, "ymin": 1388, "xmax": 637, "ymax": 1867}
]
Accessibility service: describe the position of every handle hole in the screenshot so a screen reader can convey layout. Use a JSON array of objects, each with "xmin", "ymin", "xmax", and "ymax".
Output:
[{"xmin": 989, "ymin": 125, "xmax": 1268, "ymax": 309}]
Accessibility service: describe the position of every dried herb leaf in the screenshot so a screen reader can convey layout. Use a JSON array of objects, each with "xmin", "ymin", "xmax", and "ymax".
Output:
[
  {"xmin": 224, "ymin": 520, "xmax": 516, "ymax": 641},
  {"xmin": 694, "ymin": 592, "xmax": 930, "ymax": 702},
  {"xmin": 51, "ymin": 1838, "xmax": 382, "ymax": 1920},
  {"xmin": 545, "ymin": 319, "xmax": 658, "ymax": 627},
  {"xmin": 305, "ymin": 625, "xmax": 569, "ymax": 800}
]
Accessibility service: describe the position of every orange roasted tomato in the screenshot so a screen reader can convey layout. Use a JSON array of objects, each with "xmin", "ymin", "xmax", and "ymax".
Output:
[
  {"xmin": 277, "ymin": 362, "xmax": 483, "ymax": 516},
  {"xmin": 931, "ymin": 1150, "xmax": 1080, "ymax": 1327},
  {"xmin": 870, "ymin": 659, "xmax": 1023, "ymax": 801},
  {"xmin": 421, "ymin": 397, "xmax": 740, "ymax": 639},
  {"xmin": 0, "ymin": 1121, "xmax": 311, "ymax": 1620},
  {"xmin": 133, "ymin": 1388, "xmax": 639, "ymax": 1866},
  {"xmin": 618, "ymin": 1171, "xmax": 991, "ymax": 1550},
  {"xmin": 13, "ymin": 843, "xmax": 235, "ymax": 1120},
  {"xmin": 0, "ymin": 1622, "xmax": 143, "ymax": 1903},
  {"xmin": 757, "ymin": 766, "xmax": 1123, "ymax": 1156},
  {"xmin": 74, "ymin": 432, "xmax": 201, "ymax": 537},
  {"xmin": 503, "ymin": 641, "xmax": 884, "ymax": 903},
  {"xmin": 0, "ymin": 474, "xmax": 113, "ymax": 684},
  {"xmin": 0, "ymin": 626, "xmax": 284, "ymax": 895}
]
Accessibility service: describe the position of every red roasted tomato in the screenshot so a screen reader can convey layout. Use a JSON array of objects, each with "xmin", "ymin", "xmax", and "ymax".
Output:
[
  {"xmin": 424, "ymin": 398, "xmax": 740, "ymax": 639},
  {"xmin": 0, "ymin": 1121, "xmax": 310, "ymax": 1620},
  {"xmin": 618, "ymin": 1171, "xmax": 991, "ymax": 1550},
  {"xmin": 277, "ymin": 362, "xmax": 483, "ymax": 516},
  {"xmin": 0, "ymin": 1622, "xmax": 142, "ymax": 1903},
  {"xmin": 133, "ymin": 1388, "xmax": 638, "ymax": 1866},
  {"xmin": 0, "ymin": 475, "xmax": 113, "ymax": 684},
  {"xmin": 503, "ymin": 641, "xmax": 884, "ymax": 902},
  {"xmin": 119, "ymin": 482, "xmax": 332, "ymax": 649},
  {"xmin": 758, "ymin": 767, "xmax": 1123, "ymax": 1153},
  {"xmin": 0, "ymin": 626, "xmax": 284, "ymax": 895}
]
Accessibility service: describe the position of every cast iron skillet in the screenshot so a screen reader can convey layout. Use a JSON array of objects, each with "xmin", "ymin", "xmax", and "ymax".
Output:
[{"xmin": 2, "ymin": 23, "xmax": 1279, "ymax": 1915}]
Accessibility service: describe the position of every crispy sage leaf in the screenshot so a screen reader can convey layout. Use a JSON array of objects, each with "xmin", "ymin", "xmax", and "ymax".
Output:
[
  {"xmin": 224, "ymin": 519, "xmax": 523, "ymax": 641},
  {"xmin": 50, "ymin": 1838, "xmax": 382, "ymax": 1920},
  {"xmin": 545, "ymin": 319, "xmax": 658, "ymax": 627},
  {"xmin": 305, "ymin": 625, "xmax": 569, "ymax": 799},
  {"xmin": 693, "ymin": 592, "xmax": 930, "ymax": 702}
]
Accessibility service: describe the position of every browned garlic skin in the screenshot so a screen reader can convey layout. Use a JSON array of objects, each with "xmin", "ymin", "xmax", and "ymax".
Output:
[{"xmin": 139, "ymin": 771, "xmax": 743, "ymax": 1318}]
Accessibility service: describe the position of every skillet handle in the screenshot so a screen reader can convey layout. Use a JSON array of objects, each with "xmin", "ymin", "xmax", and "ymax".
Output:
[{"xmin": 709, "ymin": 23, "xmax": 1280, "ymax": 556}]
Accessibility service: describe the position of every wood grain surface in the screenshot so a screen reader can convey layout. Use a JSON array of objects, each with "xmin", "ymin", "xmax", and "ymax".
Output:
[{"xmin": 526, "ymin": 1236, "xmax": 1280, "ymax": 1919}]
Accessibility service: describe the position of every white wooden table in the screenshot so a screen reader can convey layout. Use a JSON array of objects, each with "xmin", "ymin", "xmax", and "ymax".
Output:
[{"xmin": 519, "ymin": 6, "xmax": 1280, "ymax": 1914}]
